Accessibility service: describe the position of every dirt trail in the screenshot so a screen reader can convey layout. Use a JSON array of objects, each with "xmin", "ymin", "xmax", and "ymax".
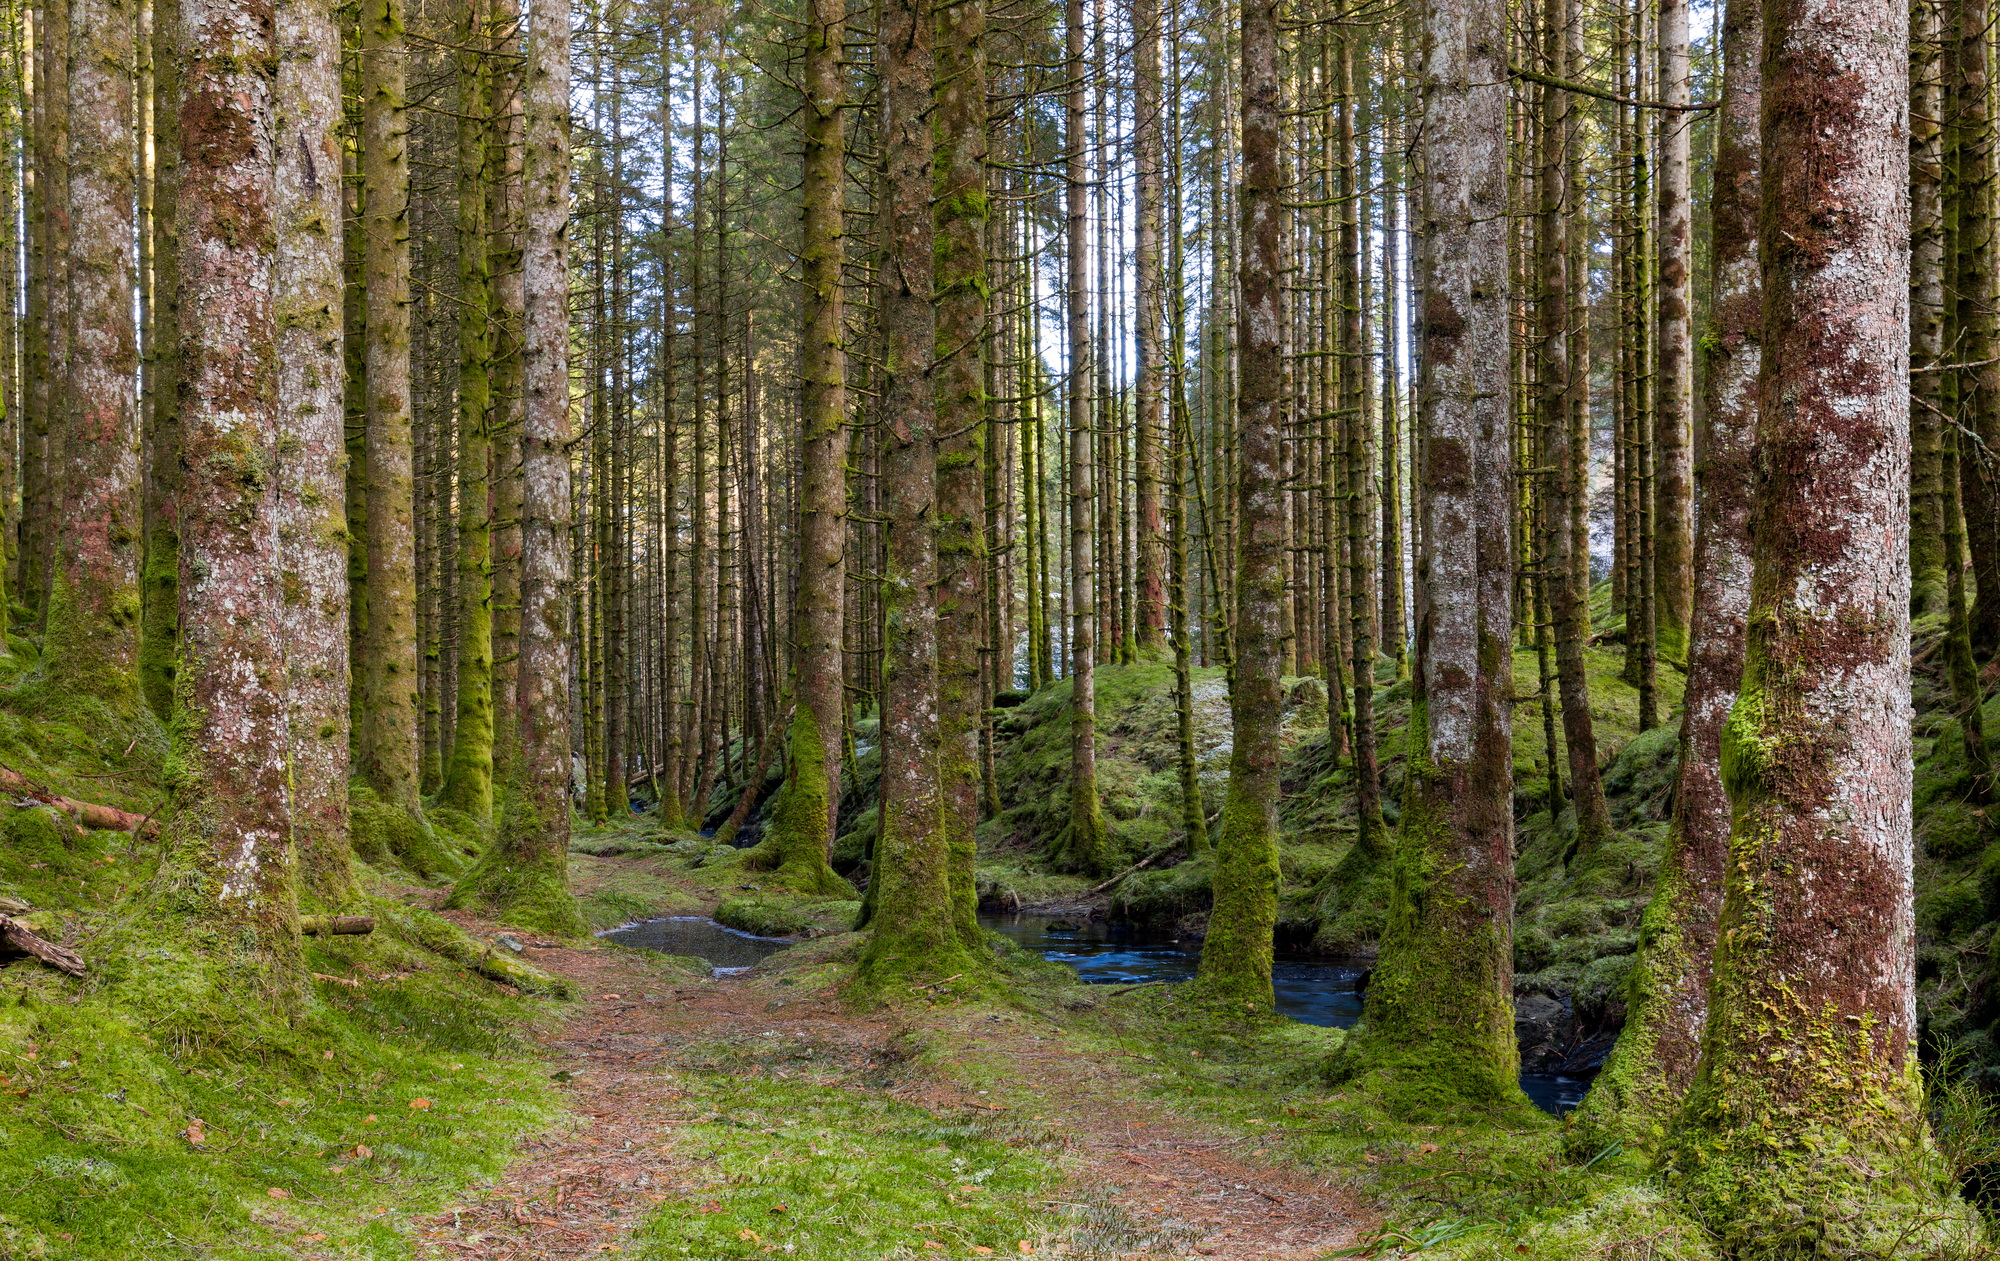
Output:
[{"xmin": 412, "ymin": 912, "xmax": 1364, "ymax": 1260}]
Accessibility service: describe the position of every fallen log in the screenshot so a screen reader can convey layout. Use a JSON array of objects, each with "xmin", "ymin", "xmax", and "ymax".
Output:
[
  {"xmin": 1084, "ymin": 845, "xmax": 1178, "ymax": 897},
  {"xmin": 299, "ymin": 916, "xmax": 375, "ymax": 937},
  {"xmin": 0, "ymin": 914, "xmax": 86, "ymax": 977},
  {"xmin": 0, "ymin": 767, "xmax": 156, "ymax": 836}
]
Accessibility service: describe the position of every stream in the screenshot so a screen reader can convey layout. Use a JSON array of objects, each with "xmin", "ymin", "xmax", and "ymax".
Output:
[
  {"xmin": 979, "ymin": 912, "xmax": 1592, "ymax": 1116},
  {"xmin": 601, "ymin": 912, "xmax": 1591, "ymax": 1115}
]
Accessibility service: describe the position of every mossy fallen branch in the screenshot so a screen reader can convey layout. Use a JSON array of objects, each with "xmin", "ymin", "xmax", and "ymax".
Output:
[
  {"xmin": 299, "ymin": 915, "xmax": 375, "ymax": 936},
  {"xmin": 0, "ymin": 765, "xmax": 154, "ymax": 835},
  {"xmin": 0, "ymin": 912, "xmax": 86, "ymax": 975}
]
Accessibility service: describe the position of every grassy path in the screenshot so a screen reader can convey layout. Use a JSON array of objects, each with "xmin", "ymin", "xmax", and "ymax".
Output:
[{"xmin": 408, "ymin": 898, "xmax": 1363, "ymax": 1260}]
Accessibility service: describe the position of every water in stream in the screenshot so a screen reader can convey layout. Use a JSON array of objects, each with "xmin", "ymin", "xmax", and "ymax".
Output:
[
  {"xmin": 599, "ymin": 916, "xmax": 794, "ymax": 974},
  {"xmin": 981, "ymin": 912, "xmax": 1592, "ymax": 1116}
]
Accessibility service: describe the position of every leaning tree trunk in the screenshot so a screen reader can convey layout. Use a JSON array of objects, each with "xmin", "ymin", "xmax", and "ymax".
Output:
[
  {"xmin": 1660, "ymin": 0, "xmax": 1975, "ymax": 1246},
  {"xmin": 1194, "ymin": 0, "xmax": 1283, "ymax": 1012},
  {"xmin": 1339, "ymin": 0, "xmax": 1526, "ymax": 1114},
  {"xmin": 146, "ymin": 0, "xmax": 303, "ymax": 1007},
  {"xmin": 1580, "ymin": 0, "xmax": 1757, "ymax": 1143},
  {"xmin": 278, "ymin": 0, "xmax": 356, "ymax": 907},
  {"xmin": 445, "ymin": 0, "xmax": 581, "ymax": 938},
  {"xmin": 854, "ymin": 0, "xmax": 979, "ymax": 989},
  {"xmin": 47, "ymin": 0, "xmax": 142, "ymax": 716},
  {"xmin": 934, "ymin": 0, "xmax": 989, "ymax": 947},
  {"xmin": 753, "ymin": 0, "xmax": 849, "ymax": 895},
  {"xmin": 1056, "ymin": 0, "xmax": 1111, "ymax": 876}
]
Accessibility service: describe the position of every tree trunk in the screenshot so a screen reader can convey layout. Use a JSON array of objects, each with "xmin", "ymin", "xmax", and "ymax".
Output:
[
  {"xmin": 934, "ymin": 0, "xmax": 988, "ymax": 946},
  {"xmin": 854, "ymin": 0, "xmax": 975, "ymax": 987},
  {"xmin": 1132, "ymin": 0, "xmax": 1166, "ymax": 654},
  {"xmin": 1537, "ymin": 0, "xmax": 1612, "ymax": 854},
  {"xmin": 358, "ymin": 0, "xmax": 423, "ymax": 820},
  {"xmin": 1910, "ymin": 0, "xmax": 1948, "ymax": 617},
  {"xmin": 1956, "ymin": 0, "xmax": 2000, "ymax": 657},
  {"xmin": 446, "ymin": 0, "xmax": 581, "ymax": 938},
  {"xmin": 1194, "ymin": 0, "xmax": 1283, "ymax": 1012},
  {"xmin": 1342, "ymin": 0, "xmax": 1527, "ymax": 1113},
  {"xmin": 1661, "ymin": 0, "xmax": 1971, "ymax": 1243},
  {"xmin": 159, "ymin": 0, "xmax": 302, "ymax": 1004},
  {"xmin": 1652, "ymin": 0, "xmax": 1693, "ymax": 659},
  {"xmin": 754, "ymin": 0, "xmax": 847, "ymax": 893},
  {"xmin": 278, "ymin": 0, "xmax": 355, "ymax": 906},
  {"xmin": 140, "ymin": 0, "xmax": 178, "ymax": 720},
  {"xmin": 1056, "ymin": 0, "xmax": 1110, "ymax": 876},
  {"xmin": 1583, "ymin": 0, "xmax": 1757, "ymax": 1141},
  {"xmin": 441, "ymin": 0, "xmax": 495, "ymax": 824},
  {"xmin": 48, "ymin": 0, "xmax": 141, "ymax": 715}
]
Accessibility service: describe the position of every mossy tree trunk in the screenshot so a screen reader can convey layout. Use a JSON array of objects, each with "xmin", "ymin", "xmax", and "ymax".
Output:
[
  {"xmin": 753, "ymin": 0, "xmax": 845, "ymax": 894},
  {"xmin": 358, "ymin": 0, "xmax": 423, "ymax": 822},
  {"xmin": 1660, "ymin": 0, "xmax": 1972, "ymax": 1246},
  {"xmin": 447, "ymin": 0, "xmax": 580, "ymax": 938},
  {"xmin": 154, "ymin": 0, "xmax": 303, "ymax": 1006},
  {"xmin": 277, "ymin": 0, "xmax": 356, "ymax": 908},
  {"xmin": 140, "ymin": 0, "xmax": 179, "ymax": 722},
  {"xmin": 1953, "ymin": 0, "xmax": 2000, "ymax": 657},
  {"xmin": 854, "ymin": 0, "xmax": 978, "ymax": 990},
  {"xmin": 22, "ymin": 0, "xmax": 68, "ymax": 627},
  {"xmin": 1193, "ymin": 0, "xmax": 1283, "ymax": 1014},
  {"xmin": 1341, "ymin": 0, "xmax": 1527, "ymax": 1115},
  {"xmin": 1339, "ymin": 29, "xmax": 1385, "ymax": 852},
  {"xmin": 1132, "ymin": 0, "xmax": 1165, "ymax": 656},
  {"xmin": 935, "ymin": 0, "xmax": 989, "ymax": 944},
  {"xmin": 1910, "ymin": 0, "xmax": 1948, "ymax": 619},
  {"xmin": 48, "ymin": 0, "xmax": 142, "ymax": 717},
  {"xmin": 1535, "ymin": 0, "xmax": 1611, "ymax": 855},
  {"xmin": 441, "ymin": 1, "xmax": 495, "ymax": 825},
  {"xmin": 1652, "ymin": 0, "xmax": 1693, "ymax": 662},
  {"xmin": 488, "ymin": 16, "xmax": 525, "ymax": 787},
  {"xmin": 1057, "ymin": 0, "xmax": 1111, "ymax": 877},
  {"xmin": 1582, "ymin": 0, "xmax": 1757, "ymax": 1143}
]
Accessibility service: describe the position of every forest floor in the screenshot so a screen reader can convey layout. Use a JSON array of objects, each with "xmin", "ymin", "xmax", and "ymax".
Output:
[{"xmin": 407, "ymin": 884, "xmax": 1366, "ymax": 1260}]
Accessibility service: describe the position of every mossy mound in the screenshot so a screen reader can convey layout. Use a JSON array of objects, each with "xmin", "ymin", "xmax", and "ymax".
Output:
[{"xmin": 349, "ymin": 782, "xmax": 466, "ymax": 880}]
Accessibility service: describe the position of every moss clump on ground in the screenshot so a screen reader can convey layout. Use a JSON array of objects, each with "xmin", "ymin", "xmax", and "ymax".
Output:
[
  {"xmin": 0, "ymin": 897, "xmax": 565, "ymax": 1259},
  {"xmin": 349, "ymin": 781, "xmax": 465, "ymax": 880}
]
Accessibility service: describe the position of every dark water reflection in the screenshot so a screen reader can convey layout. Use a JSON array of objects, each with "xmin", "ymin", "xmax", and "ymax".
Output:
[
  {"xmin": 599, "ymin": 916, "xmax": 793, "ymax": 973},
  {"xmin": 980, "ymin": 912, "xmax": 1590, "ymax": 1116}
]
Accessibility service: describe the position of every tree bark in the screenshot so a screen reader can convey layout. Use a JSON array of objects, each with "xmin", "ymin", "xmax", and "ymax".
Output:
[
  {"xmin": 1910, "ymin": 0, "xmax": 1948, "ymax": 617},
  {"xmin": 1661, "ymin": 0, "xmax": 1970, "ymax": 1243}
]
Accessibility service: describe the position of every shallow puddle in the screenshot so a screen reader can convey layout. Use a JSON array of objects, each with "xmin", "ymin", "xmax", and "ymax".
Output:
[{"xmin": 600, "ymin": 916, "xmax": 793, "ymax": 974}]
